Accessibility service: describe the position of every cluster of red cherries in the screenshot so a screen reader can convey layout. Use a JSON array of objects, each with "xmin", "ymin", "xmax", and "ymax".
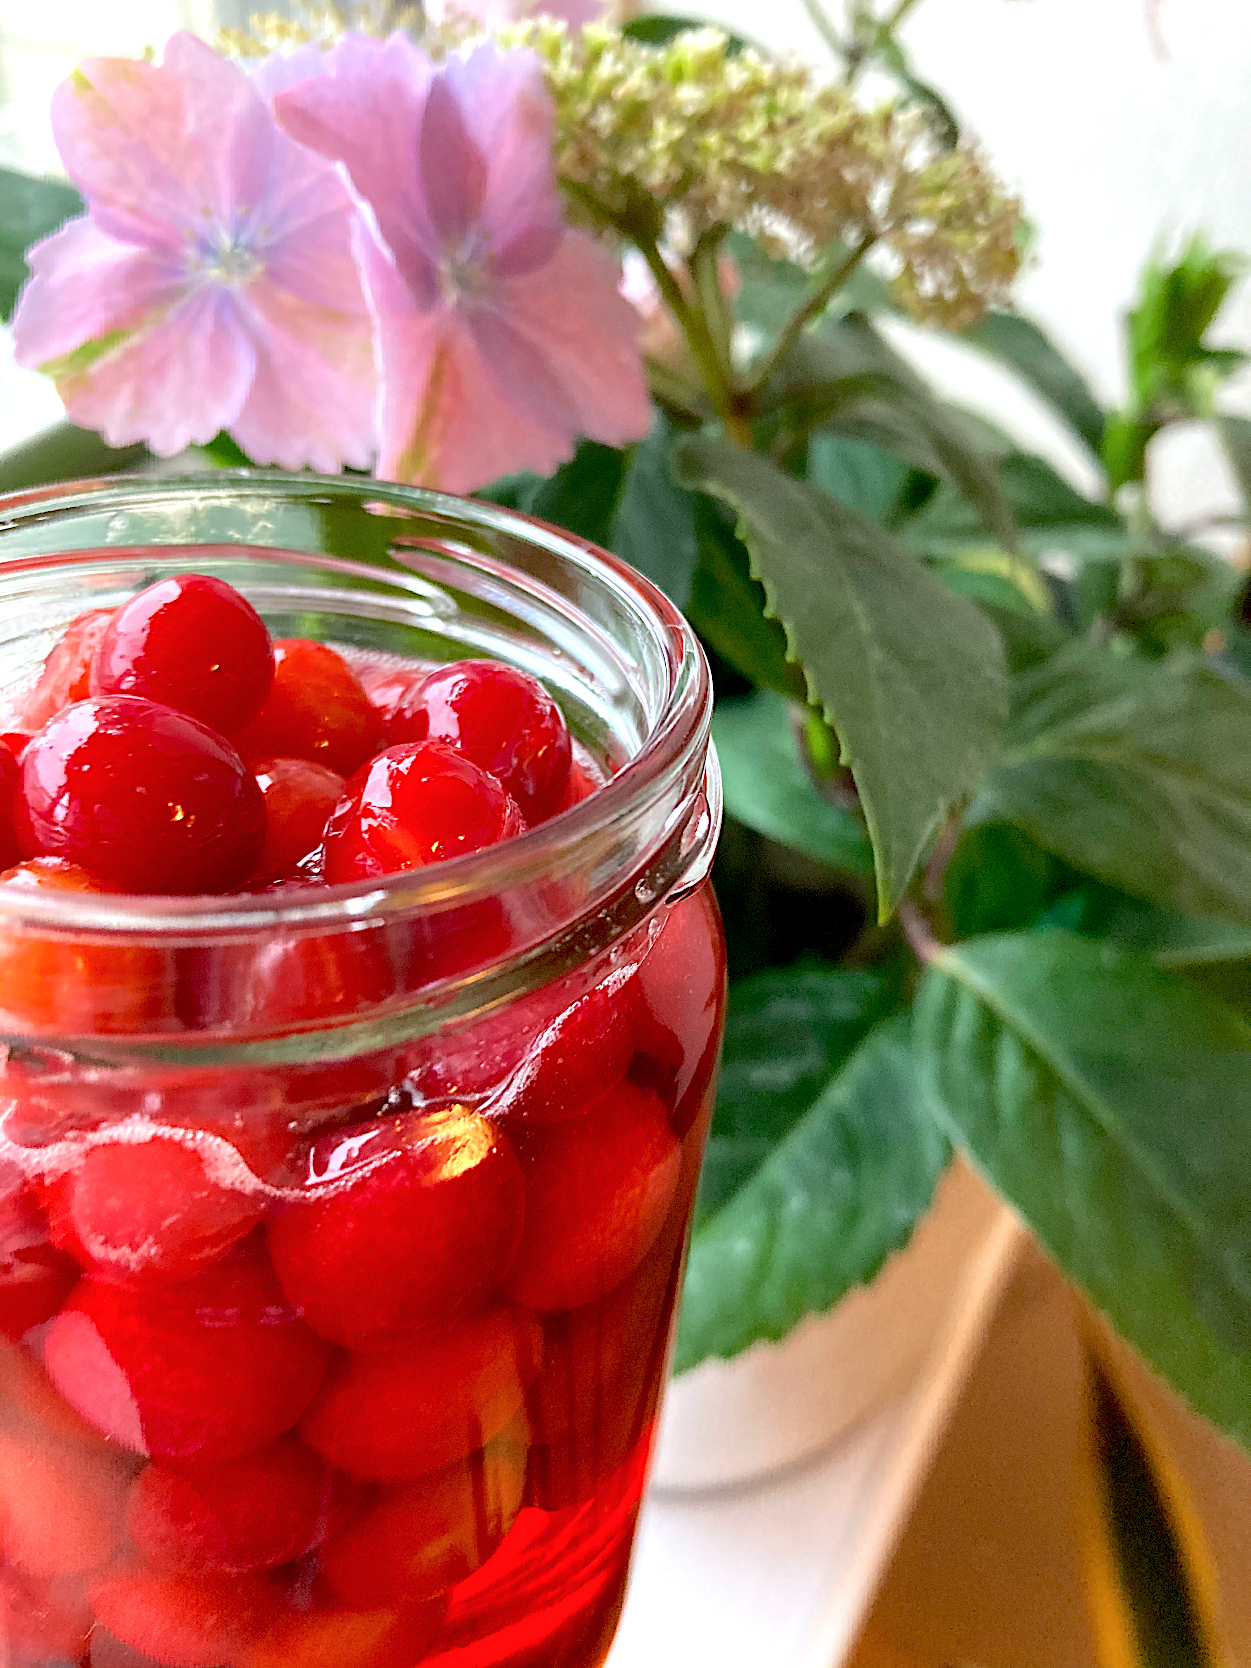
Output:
[
  {"xmin": 1, "ymin": 571, "xmax": 596, "ymax": 903},
  {"xmin": 0, "ymin": 575, "xmax": 720, "ymax": 1668}
]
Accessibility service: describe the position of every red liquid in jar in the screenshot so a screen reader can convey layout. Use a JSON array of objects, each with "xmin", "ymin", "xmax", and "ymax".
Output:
[{"xmin": 0, "ymin": 625, "xmax": 725, "ymax": 1668}]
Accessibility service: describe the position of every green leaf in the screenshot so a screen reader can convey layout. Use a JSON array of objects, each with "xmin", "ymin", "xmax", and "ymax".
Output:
[
  {"xmin": 915, "ymin": 930, "xmax": 1251, "ymax": 1452},
  {"xmin": 685, "ymin": 494, "xmax": 807, "ymax": 702},
  {"xmin": 712, "ymin": 690, "xmax": 872, "ymax": 875},
  {"xmin": 807, "ymin": 432, "xmax": 912, "ymax": 524},
  {"xmin": 675, "ymin": 435, "xmax": 1008, "ymax": 918},
  {"xmin": 765, "ymin": 314, "xmax": 1020, "ymax": 553},
  {"xmin": 1155, "ymin": 925, "xmax": 1251, "ymax": 1019},
  {"xmin": 973, "ymin": 642, "xmax": 1251, "ymax": 926},
  {"xmin": 622, "ymin": 13, "xmax": 754, "ymax": 51},
  {"xmin": 1127, "ymin": 237, "xmax": 1246, "ymax": 415},
  {"xmin": 0, "ymin": 167, "xmax": 82, "ymax": 322},
  {"xmin": 964, "ymin": 310, "xmax": 1106, "ymax": 460},
  {"xmin": 479, "ymin": 417, "xmax": 701, "ymax": 607},
  {"xmin": 943, "ymin": 821, "xmax": 1065, "ymax": 938},
  {"xmin": 726, "ymin": 232, "xmax": 895, "ymax": 340},
  {"xmin": 903, "ymin": 450, "xmax": 1124, "ymax": 564},
  {"xmin": 678, "ymin": 1009, "xmax": 948, "ymax": 1370},
  {"xmin": 0, "ymin": 419, "xmax": 145, "ymax": 493},
  {"xmin": 200, "ymin": 432, "xmax": 253, "ymax": 468}
]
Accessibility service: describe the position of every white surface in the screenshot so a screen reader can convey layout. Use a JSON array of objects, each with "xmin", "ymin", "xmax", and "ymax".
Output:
[
  {"xmin": 651, "ymin": 1163, "xmax": 999, "ymax": 1491},
  {"xmin": 609, "ymin": 1202, "xmax": 1025, "ymax": 1668}
]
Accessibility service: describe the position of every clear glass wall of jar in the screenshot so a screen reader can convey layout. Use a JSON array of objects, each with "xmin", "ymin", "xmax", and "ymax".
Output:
[{"xmin": 0, "ymin": 474, "xmax": 726, "ymax": 1668}]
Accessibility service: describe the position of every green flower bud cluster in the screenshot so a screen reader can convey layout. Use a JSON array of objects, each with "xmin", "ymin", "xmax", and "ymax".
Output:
[{"xmin": 506, "ymin": 21, "xmax": 1021, "ymax": 328}]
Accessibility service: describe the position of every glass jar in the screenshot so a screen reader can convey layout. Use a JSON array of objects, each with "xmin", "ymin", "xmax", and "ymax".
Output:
[{"xmin": 0, "ymin": 473, "xmax": 725, "ymax": 1668}]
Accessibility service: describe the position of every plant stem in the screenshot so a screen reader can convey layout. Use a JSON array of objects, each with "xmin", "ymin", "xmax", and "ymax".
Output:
[
  {"xmin": 636, "ymin": 239, "xmax": 753, "ymax": 446},
  {"xmin": 898, "ymin": 898, "xmax": 943, "ymax": 966},
  {"xmin": 798, "ymin": 0, "xmax": 851, "ymax": 61},
  {"xmin": 880, "ymin": 0, "xmax": 924, "ymax": 33},
  {"xmin": 746, "ymin": 232, "xmax": 877, "ymax": 398}
]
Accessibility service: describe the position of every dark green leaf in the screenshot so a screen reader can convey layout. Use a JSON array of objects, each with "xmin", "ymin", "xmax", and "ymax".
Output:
[
  {"xmin": 479, "ymin": 417, "xmax": 701, "ymax": 607},
  {"xmin": 678, "ymin": 1010, "xmax": 947, "ymax": 1370},
  {"xmin": 974, "ymin": 642, "xmax": 1251, "ymax": 926},
  {"xmin": 964, "ymin": 310, "xmax": 1106, "ymax": 459},
  {"xmin": 806, "ymin": 432, "xmax": 912, "ymax": 524},
  {"xmin": 0, "ymin": 167, "xmax": 82, "ymax": 323},
  {"xmin": 765, "ymin": 314, "xmax": 1020, "ymax": 552},
  {"xmin": 685, "ymin": 494, "xmax": 807, "ymax": 701},
  {"xmin": 916, "ymin": 930, "xmax": 1251, "ymax": 1451},
  {"xmin": 622, "ymin": 13, "xmax": 754, "ymax": 51},
  {"xmin": 0, "ymin": 419, "xmax": 145, "ymax": 493},
  {"xmin": 1155, "ymin": 925, "xmax": 1251, "ymax": 1018},
  {"xmin": 903, "ymin": 450, "xmax": 1124, "ymax": 564},
  {"xmin": 928, "ymin": 551, "xmax": 1069, "ymax": 675},
  {"xmin": 943, "ymin": 821, "xmax": 1065, "ymax": 937},
  {"xmin": 609, "ymin": 420, "xmax": 702, "ymax": 606},
  {"xmin": 200, "ymin": 432, "xmax": 253, "ymax": 468},
  {"xmin": 726, "ymin": 232, "xmax": 895, "ymax": 340},
  {"xmin": 712, "ymin": 691, "xmax": 872, "ymax": 875},
  {"xmin": 675, "ymin": 435, "xmax": 1008, "ymax": 917}
]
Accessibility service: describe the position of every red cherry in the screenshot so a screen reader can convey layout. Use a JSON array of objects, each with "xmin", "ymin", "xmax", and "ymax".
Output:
[
  {"xmin": 0, "ymin": 860, "xmax": 177, "ymax": 1033},
  {"xmin": 127, "ymin": 1439, "xmax": 333, "ymax": 1574},
  {"xmin": 408, "ymin": 971, "xmax": 641, "ymax": 1125},
  {"xmin": 0, "ymin": 743, "xmax": 23, "ymax": 872},
  {"xmin": 301, "ymin": 1306, "xmax": 542, "ymax": 1480},
  {"xmin": 0, "ymin": 1565, "xmax": 92, "ymax": 1665},
  {"xmin": 230, "ymin": 640, "xmax": 382, "ymax": 777},
  {"xmin": 0, "ymin": 1161, "xmax": 77, "ymax": 1337},
  {"xmin": 322, "ymin": 741, "xmax": 525, "ymax": 883},
  {"xmin": 551, "ymin": 756, "xmax": 603, "ymax": 817},
  {"xmin": 634, "ymin": 885, "xmax": 726, "ymax": 1132},
  {"xmin": 18, "ymin": 609, "xmax": 114, "ymax": 730},
  {"xmin": 43, "ymin": 1123, "xmax": 265, "ymax": 1285},
  {"xmin": 43, "ymin": 1251, "xmax": 330, "ymax": 1460},
  {"xmin": 88, "ymin": 1566, "xmax": 280, "ymax": 1668},
  {"xmin": 0, "ymin": 1426, "xmax": 127, "ymax": 1576},
  {"xmin": 91, "ymin": 576, "xmax": 274, "ymax": 734},
  {"xmin": 527, "ymin": 1222, "xmax": 680, "ymax": 1454},
  {"xmin": 356, "ymin": 660, "xmax": 425, "ymax": 736},
  {"xmin": 506, "ymin": 1081, "xmax": 680, "ymax": 1312},
  {"xmin": 392, "ymin": 660, "xmax": 572, "ymax": 823},
  {"xmin": 268, "ymin": 1106, "xmax": 525, "ymax": 1350},
  {"xmin": 242, "ymin": 1601, "xmax": 445, "ymax": 1668},
  {"xmin": 319, "ymin": 1419, "xmax": 527, "ymax": 1607},
  {"xmin": 22, "ymin": 697, "xmax": 266, "ymax": 895},
  {"xmin": 247, "ymin": 758, "xmax": 343, "ymax": 885}
]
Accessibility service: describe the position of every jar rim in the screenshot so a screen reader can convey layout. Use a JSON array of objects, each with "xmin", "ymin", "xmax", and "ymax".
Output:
[{"xmin": 0, "ymin": 470, "xmax": 715, "ymax": 943}]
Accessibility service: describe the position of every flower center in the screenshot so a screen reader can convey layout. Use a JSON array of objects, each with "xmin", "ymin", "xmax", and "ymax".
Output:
[{"xmin": 192, "ymin": 235, "xmax": 264, "ymax": 289}]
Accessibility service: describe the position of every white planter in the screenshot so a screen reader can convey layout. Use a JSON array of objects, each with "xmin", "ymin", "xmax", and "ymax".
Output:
[{"xmin": 651, "ymin": 1160, "xmax": 1010, "ymax": 1491}]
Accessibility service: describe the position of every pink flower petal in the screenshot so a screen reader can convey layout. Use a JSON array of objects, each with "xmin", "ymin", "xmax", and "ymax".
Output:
[
  {"xmin": 273, "ymin": 33, "xmax": 441, "ymax": 294},
  {"xmin": 12, "ymin": 217, "xmax": 183, "ymax": 369},
  {"xmin": 52, "ymin": 34, "xmax": 271, "ymax": 249},
  {"xmin": 419, "ymin": 75, "xmax": 488, "ymax": 251},
  {"xmin": 436, "ymin": 46, "xmax": 563, "ymax": 276},
  {"xmin": 359, "ymin": 229, "xmax": 574, "ymax": 492},
  {"xmin": 484, "ymin": 230, "xmax": 652, "ymax": 449},
  {"xmin": 229, "ymin": 279, "xmax": 376, "ymax": 472},
  {"xmin": 54, "ymin": 287, "xmax": 256, "ymax": 456},
  {"xmin": 249, "ymin": 42, "xmax": 330, "ymax": 103}
]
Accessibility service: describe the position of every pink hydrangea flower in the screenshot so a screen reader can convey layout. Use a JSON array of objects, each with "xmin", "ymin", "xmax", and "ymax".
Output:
[
  {"xmin": 274, "ymin": 35, "xmax": 650, "ymax": 493},
  {"xmin": 12, "ymin": 33, "xmax": 376, "ymax": 469}
]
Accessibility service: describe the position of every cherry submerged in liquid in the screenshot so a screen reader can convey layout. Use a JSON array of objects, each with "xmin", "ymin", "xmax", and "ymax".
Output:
[{"xmin": 0, "ymin": 577, "xmax": 726, "ymax": 1668}]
